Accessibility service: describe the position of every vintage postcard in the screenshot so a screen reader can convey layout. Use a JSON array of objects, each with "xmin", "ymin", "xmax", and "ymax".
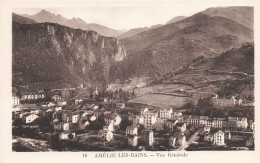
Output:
[{"xmin": 0, "ymin": 0, "xmax": 259, "ymax": 162}]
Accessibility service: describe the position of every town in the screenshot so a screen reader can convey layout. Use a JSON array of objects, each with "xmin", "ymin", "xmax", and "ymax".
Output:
[{"xmin": 12, "ymin": 80, "xmax": 255, "ymax": 151}]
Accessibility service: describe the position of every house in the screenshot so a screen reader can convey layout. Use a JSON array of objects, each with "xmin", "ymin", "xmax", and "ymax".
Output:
[
  {"xmin": 55, "ymin": 107, "xmax": 62, "ymax": 112},
  {"xmin": 72, "ymin": 114, "xmax": 80, "ymax": 123},
  {"xmin": 213, "ymin": 118, "xmax": 224, "ymax": 129},
  {"xmin": 104, "ymin": 113, "xmax": 121, "ymax": 126},
  {"xmin": 169, "ymin": 132, "xmax": 186, "ymax": 147},
  {"xmin": 199, "ymin": 116, "xmax": 209, "ymax": 126},
  {"xmin": 57, "ymin": 101, "xmax": 67, "ymax": 106},
  {"xmin": 174, "ymin": 123, "xmax": 186, "ymax": 133},
  {"xmin": 126, "ymin": 126, "xmax": 138, "ymax": 136},
  {"xmin": 141, "ymin": 108, "xmax": 149, "ymax": 115},
  {"xmin": 103, "ymin": 123, "xmax": 114, "ymax": 131},
  {"xmin": 203, "ymin": 126, "xmax": 210, "ymax": 132},
  {"xmin": 24, "ymin": 114, "xmax": 39, "ymax": 124},
  {"xmin": 159, "ymin": 108, "xmax": 173, "ymax": 119},
  {"xmin": 12, "ymin": 96, "xmax": 20, "ymax": 106},
  {"xmin": 205, "ymin": 118, "xmax": 214, "ymax": 128},
  {"xmin": 165, "ymin": 120, "xmax": 178, "ymax": 131},
  {"xmin": 21, "ymin": 113, "xmax": 39, "ymax": 123},
  {"xmin": 75, "ymin": 99, "xmax": 83, "ymax": 105},
  {"xmin": 142, "ymin": 108, "xmax": 157, "ymax": 130},
  {"xmin": 52, "ymin": 95, "xmax": 62, "ymax": 102},
  {"xmin": 237, "ymin": 117, "xmax": 248, "ymax": 129},
  {"xmin": 59, "ymin": 132, "xmax": 76, "ymax": 140},
  {"xmin": 140, "ymin": 129, "xmax": 153, "ymax": 146},
  {"xmin": 211, "ymin": 94, "xmax": 242, "ymax": 107},
  {"xmin": 204, "ymin": 133, "xmax": 214, "ymax": 142},
  {"xmin": 189, "ymin": 115, "xmax": 199, "ymax": 126},
  {"xmin": 171, "ymin": 113, "xmax": 184, "ymax": 123},
  {"xmin": 154, "ymin": 118, "xmax": 164, "ymax": 131},
  {"xmin": 213, "ymin": 130, "xmax": 225, "ymax": 146},
  {"xmin": 249, "ymin": 120, "xmax": 255, "ymax": 131},
  {"xmin": 228, "ymin": 117, "xmax": 248, "ymax": 129},
  {"xmin": 98, "ymin": 130, "xmax": 113, "ymax": 141},
  {"xmin": 128, "ymin": 135, "xmax": 138, "ymax": 146},
  {"xmin": 228, "ymin": 117, "xmax": 238, "ymax": 128},
  {"xmin": 21, "ymin": 91, "xmax": 45, "ymax": 100},
  {"xmin": 116, "ymin": 103, "xmax": 125, "ymax": 108},
  {"xmin": 63, "ymin": 123, "xmax": 70, "ymax": 131},
  {"xmin": 90, "ymin": 115, "xmax": 97, "ymax": 121}
]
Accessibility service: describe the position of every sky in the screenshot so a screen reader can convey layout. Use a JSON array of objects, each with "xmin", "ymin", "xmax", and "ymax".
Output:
[
  {"xmin": 12, "ymin": 3, "xmax": 245, "ymax": 30},
  {"xmin": 12, "ymin": 6, "xmax": 215, "ymax": 30}
]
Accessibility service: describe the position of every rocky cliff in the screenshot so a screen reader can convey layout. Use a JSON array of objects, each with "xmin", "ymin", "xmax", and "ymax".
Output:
[{"xmin": 12, "ymin": 22, "xmax": 126, "ymax": 88}]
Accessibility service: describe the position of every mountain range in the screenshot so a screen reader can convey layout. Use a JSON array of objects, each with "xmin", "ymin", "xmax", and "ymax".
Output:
[
  {"xmin": 20, "ymin": 10, "xmax": 124, "ymax": 37},
  {"xmin": 117, "ymin": 16, "xmax": 187, "ymax": 40},
  {"xmin": 12, "ymin": 6, "xmax": 254, "ymax": 89},
  {"xmin": 119, "ymin": 6, "xmax": 253, "ymax": 78}
]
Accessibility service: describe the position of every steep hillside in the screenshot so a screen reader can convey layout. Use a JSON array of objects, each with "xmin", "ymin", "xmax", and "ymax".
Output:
[
  {"xmin": 12, "ymin": 13, "xmax": 37, "ymax": 24},
  {"xmin": 21, "ymin": 10, "xmax": 123, "ymax": 37},
  {"xmin": 119, "ymin": 7, "xmax": 253, "ymax": 78},
  {"xmin": 202, "ymin": 6, "xmax": 254, "ymax": 29},
  {"xmin": 165, "ymin": 16, "xmax": 186, "ymax": 24},
  {"xmin": 212, "ymin": 43, "xmax": 254, "ymax": 75},
  {"xmin": 12, "ymin": 22, "xmax": 126, "ymax": 89}
]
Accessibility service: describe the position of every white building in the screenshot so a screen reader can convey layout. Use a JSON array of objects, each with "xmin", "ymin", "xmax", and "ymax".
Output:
[
  {"xmin": 63, "ymin": 123, "xmax": 70, "ymax": 131},
  {"xmin": 213, "ymin": 118, "xmax": 224, "ymax": 129},
  {"xmin": 98, "ymin": 130, "xmax": 113, "ymax": 141},
  {"xmin": 128, "ymin": 135, "xmax": 138, "ymax": 146},
  {"xmin": 12, "ymin": 96, "xmax": 20, "ymax": 106},
  {"xmin": 142, "ymin": 109, "xmax": 157, "ymax": 130},
  {"xmin": 103, "ymin": 123, "xmax": 114, "ymax": 131},
  {"xmin": 72, "ymin": 114, "xmax": 79, "ymax": 123},
  {"xmin": 237, "ymin": 117, "xmax": 248, "ymax": 129},
  {"xmin": 213, "ymin": 130, "xmax": 225, "ymax": 146},
  {"xmin": 159, "ymin": 108, "xmax": 173, "ymax": 119},
  {"xmin": 59, "ymin": 132, "xmax": 76, "ymax": 140},
  {"xmin": 251, "ymin": 122, "xmax": 255, "ymax": 131},
  {"xmin": 126, "ymin": 126, "xmax": 138, "ymax": 136},
  {"xmin": 52, "ymin": 95, "xmax": 62, "ymax": 102},
  {"xmin": 25, "ymin": 114, "xmax": 39, "ymax": 124},
  {"xmin": 104, "ymin": 113, "xmax": 121, "ymax": 126}
]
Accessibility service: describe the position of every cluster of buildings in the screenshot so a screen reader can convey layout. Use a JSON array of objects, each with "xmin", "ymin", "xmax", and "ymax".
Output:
[
  {"xmin": 211, "ymin": 94, "xmax": 243, "ymax": 107},
  {"xmin": 12, "ymin": 87, "xmax": 254, "ymax": 150},
  {"xmin": 128, "ymin": 108, "xmax": 252, "ymax": 132}
]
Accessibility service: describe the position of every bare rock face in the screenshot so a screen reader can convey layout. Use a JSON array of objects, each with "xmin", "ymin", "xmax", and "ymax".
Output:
[{"xmin": 12, "ymin": 22, "xmax": 127, "ymax": 88}]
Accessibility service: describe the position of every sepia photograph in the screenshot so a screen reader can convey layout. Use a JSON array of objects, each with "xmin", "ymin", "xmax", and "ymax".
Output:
[
  {"xmin": 1, "ymin": 0, "xmax": 259, "ymax": 162},
  {"xmin": 10, "ymin": 5, "xmax": 255, "ymax": 152}
]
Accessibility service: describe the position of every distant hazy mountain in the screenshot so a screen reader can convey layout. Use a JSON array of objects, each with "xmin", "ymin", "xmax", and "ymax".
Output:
[
  {"xmin": 202, "ymin": 6, "xmax": 254, "ymax": 29},
  {"xmin": 21, "ymin": 10, "xmax": 123, "ymax": 37},
  {"xmin": 12, "ymin": 22, "xmax": 126, "ymax": 89},
  {"xmin": 117, "ymin": 24, "xmax": 163, "ymax": 40},
  {"xmin": 117, "ymin": 16, "xmax": 186, "ymax": 40},
  {"xmin": 118, "ymin": 6, "xmax": 253, "ymax": 78},
  {"xmin": 165, "ymin": 16, "xmax": 186, "ymax": 24},
  {"xmin": 12, "ymin": 13, "xmax": 37, "ymax": 24}
]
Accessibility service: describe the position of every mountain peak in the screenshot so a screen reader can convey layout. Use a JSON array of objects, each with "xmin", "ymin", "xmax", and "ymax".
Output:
[{"xmin": 166, "ymin": 16, "xmax": 186, "ymax": 24}]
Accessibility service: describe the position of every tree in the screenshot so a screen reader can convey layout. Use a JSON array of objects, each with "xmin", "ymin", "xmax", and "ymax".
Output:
[
  {"xmin": 120, "ymin": 118, "xmax": 131, "ymax": 130},
  {"xmin": 68, "ymin": 133, "xmax": 74, "ymax": 140}
]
